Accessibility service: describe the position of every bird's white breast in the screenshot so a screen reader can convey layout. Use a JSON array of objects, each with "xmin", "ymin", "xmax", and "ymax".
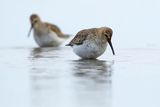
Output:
[
  {"xmin": 34, "ymin": 31, "xmax": 65, "ymax": 47},
  {"xmin": 72, "ymin": 39, "xmax": 107, "ymax": 59}
]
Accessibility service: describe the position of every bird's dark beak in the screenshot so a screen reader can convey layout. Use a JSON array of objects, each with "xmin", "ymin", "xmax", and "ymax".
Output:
[
  {"xmin": 106, "ymin": 35, "xmax": 115, "ymax": 55},
  {"xmin": 27, "ymin": 24, "xmax": 33, "ymax": 38}
]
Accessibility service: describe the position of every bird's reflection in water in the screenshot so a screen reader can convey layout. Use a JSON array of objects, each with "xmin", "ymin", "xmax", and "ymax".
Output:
[
  {"xmin": 29, "ymin": 47, "xmax": 63, "ymax": 107},
  {"xmin": 72, "ymin": 59, "xmax": 114, "ymax": 83},
  {"xmin": 30, "ymin": 47, "xmax": 61, "ymax": 59},
  {"xmin": 70, "ymin": 59, "xmax": 114, "ymax": 107}
]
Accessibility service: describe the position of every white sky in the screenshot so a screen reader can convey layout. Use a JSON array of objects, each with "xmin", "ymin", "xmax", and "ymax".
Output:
[{"xmin": 1, "ymin": 0, "xmax": 160, "ymax": 48}]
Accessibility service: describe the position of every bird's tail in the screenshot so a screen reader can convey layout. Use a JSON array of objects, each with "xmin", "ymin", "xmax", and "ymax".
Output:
[
  {"xmin": 65, "ymin": 43, "xmax": 72, "ymax": 46},
  {"xmin": 63, "ymin": 34, "xmax": 72, "ymax": 38}
]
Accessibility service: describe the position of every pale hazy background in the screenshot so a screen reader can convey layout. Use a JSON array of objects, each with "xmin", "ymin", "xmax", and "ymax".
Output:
[
  {"xmin": 1, "ymin": 0, "xmax": 160, "ymax": 48},
  {"xmin": 1, "ymin": 1, "xmax": 160, "ymax": 107}
]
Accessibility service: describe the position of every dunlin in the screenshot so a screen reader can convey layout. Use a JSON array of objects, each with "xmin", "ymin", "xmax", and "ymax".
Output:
[
  {"xmin": 28, "ymin": 14, "xmax": 69, "ymax": 47},
  {"xmin": 66, "ymin": 27, "xmax": 115, "ymax": 59}
]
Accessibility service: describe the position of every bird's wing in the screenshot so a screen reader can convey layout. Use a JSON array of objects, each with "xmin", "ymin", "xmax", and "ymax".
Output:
[
  {"xmin": 66, "ymin": 29, "xmax": 92, "ymax": 46},
  {"xmin": 45, "ymin": 22, "xmax": 65, "ymax": 37}
]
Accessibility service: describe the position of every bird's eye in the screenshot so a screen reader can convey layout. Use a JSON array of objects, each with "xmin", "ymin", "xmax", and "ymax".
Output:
[
  {"xmin": 34, "ymin": 20, "xmax": 38, "ymax": 23},
  {"xmin": 104, "ymin": 32, "xmax": 110, "ymax": 38}
]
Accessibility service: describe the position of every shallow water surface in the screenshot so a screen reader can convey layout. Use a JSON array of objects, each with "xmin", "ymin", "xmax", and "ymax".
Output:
[{"xmin": 0, "ymin": 47, "xmax": 160, "ymax": 107}]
